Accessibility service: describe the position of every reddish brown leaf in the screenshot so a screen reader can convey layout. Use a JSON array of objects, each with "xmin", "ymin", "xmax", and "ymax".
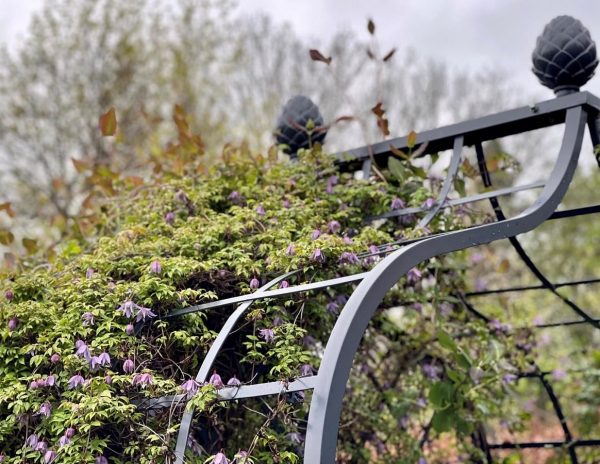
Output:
[
  {"xmin": 367, "ymin": 49, "xmax": 375, "ymax": 60},
  {"xmin": 383, "ymin": 48, "xmax": 396, "ymax": 62},
  {"xmin": 367, "ymin": 19, "xmax": 375, "ymax": 35},
  {"xmin": 0, "ymin": 202, "xmax": 16, "ymax": 218},
  {"xmin": 371, "ymin": 102, "xmax": 390, "ymax": 137},
  {"xmin": 99, "ymin": 107, "xmax": 117, "ymax": 136},
  {"xmin": 371, "ymin": 102, "xmax": 384, "ymax": 117},
  {"xmin": 334, "ymin": 115, "xmax": 354, "ymax": 123},
  {"xmin": 309, "ymin": 49, "xmax": 332, "ymax": 65},
  {"xmin": 72, "ymin": 158, "xmax": 91, "ymax": 173}
]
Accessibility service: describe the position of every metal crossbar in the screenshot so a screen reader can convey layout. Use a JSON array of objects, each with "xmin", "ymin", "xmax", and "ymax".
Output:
[{"xmin": 141, "ymin": 91, "xmax": 600, "ymax": 463}]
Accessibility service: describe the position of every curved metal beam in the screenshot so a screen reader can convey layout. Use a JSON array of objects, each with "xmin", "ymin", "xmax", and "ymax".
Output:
[{"xmin": 303, "ymin": 106, "xmax": 587, "ymax": 463}]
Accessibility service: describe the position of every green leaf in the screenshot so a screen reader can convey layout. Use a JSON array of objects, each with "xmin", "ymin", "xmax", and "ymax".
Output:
[
  {"xmin": 431, "ymin": 408, "xmax": 457, "ymax": 432},
  {"xmin": 388, "ymin": 157, "xmax": 408, "ymax": 182},
  {"xmin": 437, "ymin": 330, "xmax": 458, "ymax": 352},
  {"xmin": 428, "ymin": 381, "xmax": 454, "ymax": 409}
]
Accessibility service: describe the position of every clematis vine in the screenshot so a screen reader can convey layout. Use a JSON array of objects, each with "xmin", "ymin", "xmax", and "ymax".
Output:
[
  {"xmin": 327, "ymin": 220, "xmax": 341, "ymax": 234},
  {"xmin": 123, "ymin": 359, "xmax": 135, "ymax": 374},
  {"xmin": 149, "ymin": 260, "xmax": 162, "ymax": 274},
  {"xmin": 7, "ymin": 317, "xmax": 18, "ymax": 331},
  {"xmin": 81, "ymin": 312, "xmax": 95, "ymax": 326},
  {"xmin": 259, "ymin": 328, "xmax": 275, "ymax": 343},
  {"xmin": 227, "ymin": 376, "xmax": 241, "ymax": 386},
  {"xmin": 180, "ymin": 379, "xmax": 200, "ymax": 396},
  {"xmin": 68, "ymin": 374, "xmax": 85, "ymax": 389},
  {"xmin": 311, "ymin": 248, "xmax": 325, "ymax": 263},
  {"xmin": 209, "ymin": 371, "xmax": 223, "ymax": 387},
  {"xmin": 38, "ymin": 402, "xmax": 52, "ymax": 417},
  {"xmin": 391, "ymin": 197, "xmax": 405, "ymax": 210},
  {"xmin": 132, "ymin": 373, "xmax": 153, "ymax": 386}
]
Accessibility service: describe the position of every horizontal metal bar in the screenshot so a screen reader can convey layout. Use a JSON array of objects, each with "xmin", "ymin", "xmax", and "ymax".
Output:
[
  {"xmin": 549, "ymin": 204, "xmax": 600, "ymax": 220},
  {"xmin": 466, "ymin": 277, "xmax": 600, "ymax": 296},
  {"xmin": 366, "ymin": 181, "xmax": 546, "ymax": 221},
  {"xmin": 139, "ymin": 376, "xmax": 319, "ymax": 410},
  {"xmin": 488, "ymin": 439, "xmax": 600, "ymax": 450},
  {"xmin": 165, "ymin": 273, "xmax": 368, "ymax": 318},
  {"xmin": 334, "ymin": 91, "xmax": 600, "ymax": 171}
]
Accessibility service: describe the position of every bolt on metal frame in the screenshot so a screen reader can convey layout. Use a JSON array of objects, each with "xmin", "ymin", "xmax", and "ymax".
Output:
[{"xmin": 139, "ymin": 90, "xmax": 600, "ymax": 463}]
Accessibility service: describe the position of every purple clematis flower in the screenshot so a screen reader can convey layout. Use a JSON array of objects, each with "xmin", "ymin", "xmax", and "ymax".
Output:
[
  {"xmin": 339, "ymin": 252, "xmax": 359, "ymax": 265},
  {"xmin": 123, "ymin": 359, "xmax": 135, "ymax": 374},
  {"xmin": 75, "ymin": 340, "xmax": 91, "ymax": 361},
  {"xmin": 8, "ymin": 317, "xmax": 18, "ymax": 331},
  {"xmin": 125, "ymin": 323, "xmax": 135, "ymax": 335},
  {"xmin": 44, "ymin": 450, "xmax": 57, "ymax": 463},
  {"xmin": 256, "ymin": 204, "xmax": 265, "ymax": 216},
  {"xmin": 105, "ymin": 374, "xmax": 113, "ymax": 384},
  {"xmin": 279, "ymin": 280, "xmax": 289, "ymax": 289},
  {"xmin": 391, "ymin": 197, "xmax": 405, "ymax": 210},
  {"xmin": 228, "ymin": 191, "xmax": 240, "ymax": 203},
  {"xmin": 86, "ymin": 268, "xmax": 95, "ymax": 279},
  {"xmin": 149, "ymin": 260, "xmax": 162, "ymax": 274},
  {"xmin": 95, "ymin": 457, "xmax": 108, "ymax": 464},
  {"xmin": 328, "ymin": 220, "xmax": 341, "ymax": 234},
  {"xmin": 50, "ymin": 353, "xmax": 60, "ymax": 364},
  {"xmin": 36, "ymin": 441, "xmax": 48, "ymax": 452},
  {"xmin": 407, "ymin": 267, "xmax": 422, "ymax": 284},
  {"xmin": 26, "ymin": 433, "xmax": 39, "ymax": 449},
  {"xmin": 326, "ymin": 301, "xmax": 340, "ymax": 315},
  {"xmin": 46, "ymin": 375, "xmax": 55, "ymax": 387},
  {"xmin": 4, "ymin": 289, "xmax": 14, "ymax": 301},
  {"xmin": 285, "ymin": 244, "xmax": 296, "ymax": 256},
  {"xmin": 180, "ymin": 379, "xmax": 200, "ymax": 396},
  {"xmin": 132, "ymin": 373, "xmax": 153, "ymax": 386},
  {"xmin": 423, "ymin": 198, "xmax": 436, "ymax": 209},
  {"xmin": 259, "ymin": 328, "xmax": 275, "ymax": 343},
  {"xmin": 502, "ymin": 373, "xmax": 518, "ymax": 385},
  {"xmin": 421, "ymin": 363, "xmax": 441, "ymax": 380},
  {"xmin": 282, "ymin": 198, "xmax": 290, "ymax": 209},
  {"xmin": 300, "ymin": 364, "xmax": 313, "ymax": 376},
  {"xmin": 287, "ymin": 432, "xmax": 303, "ymax": 444},
  {"xmin": 135, "ymin": 305, "xmax": 157, "ymax": 322},
  {"xmin": 249, "ymin": 278, "xmax": 260, "ymax": 290},
  {"xmin": 165, "ymin": 211, "xmax": 175, "ymax": 225},
  {"xmin": 59, "ymin": 434, "xmax": 70, "ymax": 447},
  {"xmin": 311, "ymin": 229, "xmax": 321, "ymax": 240},
  {"xmin": 209, "ymin": 371, "xmax": 223, "ymax": 388},
  {"xmin": 97, "ymin": 352, "xmax": 111, "ymax": 367},
  {"xmin": 68, "ymin": 374, "xmax": 85, "ymax": 389},
  {"xmin": 118, "ymin": 300, "xmax": 136, "ymax": 318},
  {"xmin": 227, "ymin": 376, "xmax": 241, "ymax": 386},
  {"xmin": 38, "ymin": 402, "xmax": 52, "ymax": 417},
  {"xmin": 214, "ymin": 452, "xmax": 228, "ymax": 464},
  {"xmin": 81, "ymin": 312, "xmax": 95, "ymax": 326},
  {"xmin": 311, "ymin": 248, "xmax": 325, "ymax": 263},
  {"xmin": 65, "ymin": 428, "xmax": 76, "ymax": 439}
]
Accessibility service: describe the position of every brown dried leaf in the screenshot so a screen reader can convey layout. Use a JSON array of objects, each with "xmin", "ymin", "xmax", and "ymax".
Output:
[
  {"xmin": 72, "ymin": 158, "xmax": 91, "ymax": 173},
  {"xmin": 22, "ymin": 237, "xmax": 38, "ymax": 255},
  {"xmin": 99, "ymin": 107, "xmax": 117, "ymax": 136},
  {"xmin": 309, "ymin": 49, "xmax": 332, "ymax": 65},
  {"xmin": 367, "ymin": 19, "xmax": 375, "ymax": 35},
  {"xmin": 0, "ymin": 202, "xmax": 16, "ymax": 218},
  {"xmin": 0, "ymin": 229, "xmax": 14, "ymax": 245},
  {"xmin": 383, "ymin": 48, "xmax": 396, "ymax": 62}
]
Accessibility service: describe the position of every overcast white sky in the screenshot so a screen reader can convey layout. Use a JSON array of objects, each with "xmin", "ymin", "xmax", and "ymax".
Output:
[{"xmin": 2, "ymin": 1, "xmax": 600, "ymax": 98}]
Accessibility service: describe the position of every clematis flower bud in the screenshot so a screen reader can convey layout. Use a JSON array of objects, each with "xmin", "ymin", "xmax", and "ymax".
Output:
[
  {"xmin": 149, "ymin": 260, "xmax": 162, "ymax": 274},
  {"xmin": 165, "ymin": 211, "xmax": 175, "ymax": 225},
  {"xmin": 209, "ymin": 371, "xmax": 223, "ymax": 388},
  {"xmin": 4, "ymin": 289, "xmax": 14, "ymax": 301},
  {"xmin": 249, "ymin": 278, "xmax": 260, "ymax": 290},
  {"xmin": 123, "ymin": 359, "xmax": 135, "ymax": 374},
  {"xmin": 256, "ymin": 204, "xmax": 265, "ymax": 216},
  {"xmin": 391, "ymin": 197, "xmax": 405, "ymax": 210},
  {"xmin": 259, "ymin": 328, "xmax": 275, "ymax": 343},
  {"xmin": 50, "ymin": 353, "xmax": 60, "ymax": 364},
  {"xmin": 285, "ymin": 244, "xmax": 296, "ymax": 256},
  {"xmin": 7, "ymin": 317, "xmax": 18, "ymax": 331},
  {"xmin": 227, "ymin": 376, "xmax": 241, "ymax": 386},
  {"xmin": 125, "ymin": 323, "xmax": 135, "ymax": 335}
]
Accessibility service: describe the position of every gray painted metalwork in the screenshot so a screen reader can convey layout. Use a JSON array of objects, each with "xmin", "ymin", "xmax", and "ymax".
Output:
[{"xmin": 303, "ymin": 107, "xmax": 587, "ymax": 462}]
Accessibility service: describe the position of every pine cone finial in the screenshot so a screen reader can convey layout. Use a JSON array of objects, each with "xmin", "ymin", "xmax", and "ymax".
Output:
[
  {"xmin": 275, "ymin": 96, "xmax": 326, "ymax": 158},
  {"xmin": 532, "ymin": 16, "xmax": 598, "ymax": 96}
]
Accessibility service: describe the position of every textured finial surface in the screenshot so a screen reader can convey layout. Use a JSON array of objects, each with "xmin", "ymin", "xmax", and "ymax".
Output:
[
  {"xmin": 532, "ymin": 15, "xmax": 598, "ymax": 96},
  {"xmin": 275, "ymin": 96, "xmax": 326, "ymax": 158}
]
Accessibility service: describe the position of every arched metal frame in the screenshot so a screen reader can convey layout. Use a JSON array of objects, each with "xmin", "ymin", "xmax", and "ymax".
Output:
[{"xmin": 141, "ymin": 91, "xmax": 600, "ymax": 463}]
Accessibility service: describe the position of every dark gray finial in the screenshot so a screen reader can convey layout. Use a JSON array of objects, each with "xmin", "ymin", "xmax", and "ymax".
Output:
[
  {"xmin": 532, "ymin": 16, "xmax": 598, "ymax": 96},
  {"xmin": 275, "ymin": 95, "xmax": 326, "ymax": 158}
]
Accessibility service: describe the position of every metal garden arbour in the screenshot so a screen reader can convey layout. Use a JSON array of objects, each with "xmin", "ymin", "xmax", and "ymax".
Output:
[{"xmin": 142, "ymin": 15, "xmax": 600, "ymax": 463}]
